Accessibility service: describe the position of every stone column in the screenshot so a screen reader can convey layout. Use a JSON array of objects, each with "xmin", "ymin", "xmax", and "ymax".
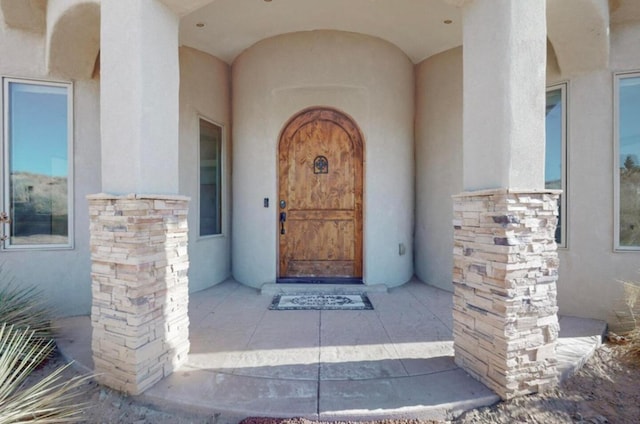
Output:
[
  {"xmin": 453, "ymin": 190, "xmax": 560, "ymax": 399},
  {"xmin": 89, "ymin": 194, "xmax": 190, "ymax": 395},
  {"xmin": 92, "ymin": 0, "xmax": 188, "ymax": 394},
  {"xmin": 451, "ymin": 0, "xmax": 560, "ymax": 399}
]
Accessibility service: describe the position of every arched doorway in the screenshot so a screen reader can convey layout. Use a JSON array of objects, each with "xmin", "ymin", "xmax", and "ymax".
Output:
[{"xmin": 278, "ymin": 108, "xmax": 364, "ymax": 282}]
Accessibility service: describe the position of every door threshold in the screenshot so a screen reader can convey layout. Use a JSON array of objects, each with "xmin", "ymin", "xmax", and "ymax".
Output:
[{"xmin": 277, "ymin": 277, "xmax": 363, "ymax": 285}]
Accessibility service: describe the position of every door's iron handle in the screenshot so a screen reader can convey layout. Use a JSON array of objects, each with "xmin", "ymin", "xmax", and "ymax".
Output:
[{"xmin": 280, "ymin": 212, "xmax": 286, "ymax": 235}]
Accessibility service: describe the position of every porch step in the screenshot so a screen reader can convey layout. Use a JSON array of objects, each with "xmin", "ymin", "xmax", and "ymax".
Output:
[{"xmin": 260, "ymin": 283, "xmax": 388, "ymax": 296}]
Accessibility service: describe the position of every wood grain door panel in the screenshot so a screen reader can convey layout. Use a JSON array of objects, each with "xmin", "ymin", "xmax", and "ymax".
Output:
[{"xmin": 278, "ymin": 109, "xmax": 363, "ymax": 279}]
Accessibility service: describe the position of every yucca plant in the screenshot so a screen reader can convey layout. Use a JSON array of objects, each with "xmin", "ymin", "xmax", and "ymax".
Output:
[
  {"xmin": 0, "ymin": 281, "xmax": 54, "ymax": 371},
  {"xmin": 622, "ymin": 281, "xmax": 640, "ymax": 363},
  {"xmin": 627, "ymin": 329, "xmax": 640, "ymax": 362},
  {"xmin": 0, "ymin": 268, "xmax": 92, "ymax": 422},
  {"xmin": 609, "ymin": 279, "xmax": 640, "ymax": 364},
  {"xmin": 0, "ymin": 323, "xmax": 91, "ymax": 423},
  {"xmin": 0, "ymin": 283, "xmax": 52, "ymax": 342}
]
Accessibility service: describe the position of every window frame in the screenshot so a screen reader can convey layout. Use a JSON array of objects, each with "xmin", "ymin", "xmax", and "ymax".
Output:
[
  {"xmin": 546, "ymin": 82, "xmax": 568, "ymax": 248},
  {"xmin": 614, "ymin": 71, "xmax": 640, "ymax": 251},
  {"xmin": 1, "ymin": 77, "xmax": 74, "ymax": 251},
  {"xmin": 197, "ymin": 115, "xmax": 225, "ymax": 239}
]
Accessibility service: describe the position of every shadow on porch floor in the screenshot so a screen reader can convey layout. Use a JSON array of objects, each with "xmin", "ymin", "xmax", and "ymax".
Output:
[{"xmin": 55, "ymin": 278, "xmax": 606, "ymax": 422}]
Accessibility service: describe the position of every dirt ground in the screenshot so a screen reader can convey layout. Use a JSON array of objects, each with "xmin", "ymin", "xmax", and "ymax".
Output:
[{"xmin": 27, "ymin": 339, "xmax": 640, "ymax": 424}]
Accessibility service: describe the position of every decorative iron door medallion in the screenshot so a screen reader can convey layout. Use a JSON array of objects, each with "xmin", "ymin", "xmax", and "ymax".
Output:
[{"xmin": 314, "ymin": 155, "xmax": 329, "ymax": 174}]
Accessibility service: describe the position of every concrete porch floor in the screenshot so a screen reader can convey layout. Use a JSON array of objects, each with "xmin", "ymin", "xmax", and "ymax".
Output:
[{"xmin": 55, "ymin": 278, "xmax": 606, "ymax": 422}]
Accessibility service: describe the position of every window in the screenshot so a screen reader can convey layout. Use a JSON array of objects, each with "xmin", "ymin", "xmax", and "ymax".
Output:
[
  {"xmin": 199, "ymin": 118, "xmax": 222, "ymax": 236},
  {"xmin": 546, "ymin": 84, "xmax": 567, "ymax": 247},
  {"xmin": 2, "ymin": 78, "xmax": 73, "ymax": 248},
  {"xmin": 615, "ymin": 73, "xmax": 640, "ymax": 249}
]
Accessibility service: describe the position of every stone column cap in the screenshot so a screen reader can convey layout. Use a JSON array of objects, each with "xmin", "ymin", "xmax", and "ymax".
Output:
[
  {"xmin": 87, "ymin": 193, "xmax": 191, "ymax": 201},
  {"xmin": 452, "ymin": 188, "xmax": 563, "ymax": 198}
]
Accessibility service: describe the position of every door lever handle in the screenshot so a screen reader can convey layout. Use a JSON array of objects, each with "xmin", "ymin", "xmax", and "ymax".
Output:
[{"xmin": 280, "ymin": 212, "xmax": 286, "ymax": 235}]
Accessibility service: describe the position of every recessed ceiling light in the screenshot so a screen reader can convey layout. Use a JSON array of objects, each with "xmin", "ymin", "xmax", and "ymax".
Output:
[
  {"xmin": 196, "ymin": 22, "xmax": 205, "ymax": 28},
  {"xmin": 444, "ymin": 19, "xmax": 453, "ymax": 24}
]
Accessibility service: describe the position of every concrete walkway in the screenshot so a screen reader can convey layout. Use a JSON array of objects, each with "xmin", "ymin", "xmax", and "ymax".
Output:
[{"xmin": 55, "ymin": 279, "xmax": 606, "ymax": 422}]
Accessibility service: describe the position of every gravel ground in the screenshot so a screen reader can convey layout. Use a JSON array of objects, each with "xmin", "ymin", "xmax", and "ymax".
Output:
[{"xmin": 25, "ymin": 340, "xmax": 640, "ymax": 424}]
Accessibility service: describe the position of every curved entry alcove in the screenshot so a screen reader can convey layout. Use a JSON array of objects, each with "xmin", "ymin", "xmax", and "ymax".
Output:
[
  {"xmin": 231, "ymin": 30, "xmax": 415, "ymax": 288},
  {"xmin": 277, "ymin": 108, "xmax": 364, "ymax": 283}
]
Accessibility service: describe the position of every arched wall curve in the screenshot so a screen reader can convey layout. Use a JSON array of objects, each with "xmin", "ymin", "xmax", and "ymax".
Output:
[
  {"xmin": 232, "ymin": 30, "xmax": 415, "ymax": 288},
  {"xmin": 0, "ymin": 0, "xmax": 46, "ymax": 32},
  {"xmin": 46, "ymin": 0, "xmax": 100, "ymax": 79},
  {"xmin": 546, "ymin": 0, "xmax": 610, "ymax": 75}
]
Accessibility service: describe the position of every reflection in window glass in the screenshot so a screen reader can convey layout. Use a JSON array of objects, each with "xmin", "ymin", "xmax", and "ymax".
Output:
[
  {"xmin": 199, "ymin": 119, "xmax": 222, "ymax": 236},
  {"xmin": 618, "ymin": 76, "xmax": 640, "ymax": 248},
  {"xmin": 545, "ymin": 86, "xmax": 566, "ymax": 246},
  {"xmin": 4, "ymin": 80, "xmax": 71, "ymax": 246}
]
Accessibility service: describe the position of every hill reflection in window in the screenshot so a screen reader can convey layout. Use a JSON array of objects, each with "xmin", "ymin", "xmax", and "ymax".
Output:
[{"xmin": 4, "ymin": 80, "xmax": 71, "ymax": 247}]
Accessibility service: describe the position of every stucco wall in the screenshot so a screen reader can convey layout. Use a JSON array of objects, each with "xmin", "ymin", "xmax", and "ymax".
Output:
[
  {"xmin": 549, "ymin": 22, "xmax": 640, "ymax": 323},
  {"xmin": 0, "ymin": 7, "xmax": 44, "ymax": 74},
  {"xmin": 415, "ymin": 32, "xmax": 640, "ymax": 325},
  {"xmin": 178, "ymin": 46, "xmax": 232, "ymax": 292},
  {"xmin": 0, "ymin": 9, "xmax": 101, "ymax": 317},
  {"xmin": 414, "ymin": 47, "xmax": 463, "ymax": 293},
  {"xmin": 232, "ymin": 31, "xmax": 415, "ymax": 288},
  {"xmin": 0, "ymin": 8, "xmax": 232, "ymax": 315}
]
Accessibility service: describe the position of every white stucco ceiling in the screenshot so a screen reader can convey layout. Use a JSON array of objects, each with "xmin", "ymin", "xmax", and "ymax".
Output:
[{"xmin": 179, "ymin": 0, "xmax": 462, "ymax": 65}]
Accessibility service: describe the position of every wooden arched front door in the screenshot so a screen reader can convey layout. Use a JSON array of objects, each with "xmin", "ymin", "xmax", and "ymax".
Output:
[{"xmin": 278, "ymin": 108, "xmax": 363, "ymax": 282}]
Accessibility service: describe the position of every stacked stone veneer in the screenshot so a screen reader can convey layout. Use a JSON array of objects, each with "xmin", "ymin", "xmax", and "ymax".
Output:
[
  {"xmin": 452, "ymin": 189, "xmax": 561, "ymax": 400},
  {"xmin": 88, "ymin": 194, "xmax": 190, "ymax": 395}
]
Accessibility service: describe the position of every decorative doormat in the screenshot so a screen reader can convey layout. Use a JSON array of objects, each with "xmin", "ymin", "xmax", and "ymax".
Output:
[{"xmin": 269, "ymin": 293, "xmax": 374, "ymax": 311}]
